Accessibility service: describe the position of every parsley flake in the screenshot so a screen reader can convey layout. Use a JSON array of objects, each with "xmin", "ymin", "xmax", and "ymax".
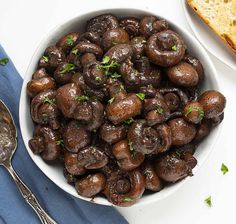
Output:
[
  {"xmin": 74, "ymin": 95, "xmax": 90, "ymax": 102},
  {"xmin": 156, "ymin": 107, "xmax": 164, "ymax": 115},
  {"xmin": 185, "ymin": 105, "xmax": 204, "ymax": 120},
  {"xmin": 111, "ymin": 72, "xmax": 122, "ymax": 78},
  {"xmin": 42, "ymin": 56, "xmax": 49, "ymax": 63},
  {"xmin": 0, "ymin": 58, "xmax": 9, "ymax": 66},
  {"xmin": 221, "ymin": 163, "xmax": 229, "ymax": 175},
  {"xmin": 71, "ymin": 48, "xmax": 79, "ymax": 55},
  {"xmin": 124, "ymin": 117, "xmax": 134, "ymax": 125},
  {"xmin": 108, "ymin": 97, "xmax": 115, "ymax": 104},
  {"xmin": 56, "ymin": 139, "xmax": 64, "ymax": 147},
  {"xmin": 204, "ymin": 196, "xmax": 212, "ymax": 207},
  {"xmin": 43, "ymin": 97, "xmax": 56, "ymax": 106},
  {"xmin": 136, "ymin": 93, "xmax": 145, "ymax": 101},
  {"xmin": 98, "ymin": 56, "xmax": 119, "ymax": 76},
  {"xmin": 171, "ymin": 45, "xmax": 177, "ymax": 51},
  {"xmin": 123, "ymin": 197, "xmax": 133, "ymax": 202},
  {"xmin": 66, "ymin": 35, "xmax": 74, "ymax": 46},
  {"xmin": 95, "ymin": 76, "xmax": 102, "ymax": 81},
  {"xmin": 59, "ymin": 63, "xmax": 75, "ymax": 74}
]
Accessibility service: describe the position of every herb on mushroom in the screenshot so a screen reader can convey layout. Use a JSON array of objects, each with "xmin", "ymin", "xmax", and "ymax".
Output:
[
  {"xmin": 123, "ymin": 197, "xmax": 133, "ymax": 202},
  {"xmin": 71, "ymin": 48, "xmax": 79, "ymax": 55},
  {"xmin": 108, "ymin": 97, "xmax": 115, "ymax": 104},
  {"xmin": 185, "ymin": 105, "xmax": 204, "ymax": 119},
  {"xmin": 136, "ymin": 93, "xmax": 145, "ymax": 101},
  {"xmin": 124, "ymin": 117, "xmax": 134, "ymax": 125},
  {"xmin": 95, "ymin": 76, "xmax": 102, "ymax": 81},
  {"xmin": 56, "ymin": 139, "xmax": 64, "ymax": 147},
  {"xmin": 221, "ymin": 163, "xmax": 229, "ymax": 175},
  {"xmin": 111, "ymin": 72, "xmax": 122, "ymax": 78},
  {"xmin": 66, "ymin": 35, "xmax": 74, "ymax": 46},
  {"xmin": 43, "ymin": 97, "xmax": 56, "ymax": 106},
  {"xmin": 59, "ymin": 63, "xmax": 75, "ymax": 74},
  {"xmin": 171, "ymin": 45, "xmax": 177, "ymax": 51},
  {"xmin": 98, "ymin": 56, "xmax": 119, "ymax": 75},
  {"xmin": 42, "ymin": 56, "xmax": 49, "ymax": 63},
  {"xmin": 204, "ymin": 196, "xmax": 212, "ymax": 207},
  {"xmin": 128, "ymin": 140, "xmax": 137, "ymax": 158},
  {"xmin": 74, "ymin": 95, "xmax": 90, "ymax": 102},
  {"xmin": 156, "ymin": 107, "xmax": 164, "ymax": 115},
  {"xmin": 0, "ymin": 58, "xmax": 9, "ymax": 66}
]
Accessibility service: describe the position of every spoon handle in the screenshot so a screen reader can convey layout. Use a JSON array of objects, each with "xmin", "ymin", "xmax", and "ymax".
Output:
[{"xmin": 4, "ymin": 162, "xmax": 57, "ymax": 224}]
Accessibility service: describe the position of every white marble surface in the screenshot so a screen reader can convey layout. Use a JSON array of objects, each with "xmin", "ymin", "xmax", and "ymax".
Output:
[{"xmin": 0, "ymin": 0, "xmax": 235, "ymax": 223}]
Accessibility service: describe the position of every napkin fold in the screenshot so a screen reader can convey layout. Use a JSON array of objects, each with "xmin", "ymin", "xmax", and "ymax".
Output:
[{"xmin": 0, "ymin": 45, "xmax": 128, "ymax": 224}]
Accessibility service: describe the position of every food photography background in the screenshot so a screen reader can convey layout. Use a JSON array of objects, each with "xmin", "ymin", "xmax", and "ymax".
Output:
[{"xmin": 0, "ymin": 0, "xmax": 235, "ymax": 223}]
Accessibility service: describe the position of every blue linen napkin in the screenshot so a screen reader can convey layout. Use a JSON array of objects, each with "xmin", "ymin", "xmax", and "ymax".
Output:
[{"xmin": 0, "ymin": 45, "xmax": 128, "ymax": 224}]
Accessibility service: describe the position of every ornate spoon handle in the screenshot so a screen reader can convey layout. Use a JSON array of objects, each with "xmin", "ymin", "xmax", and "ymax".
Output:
[{"xmin": 4, "ymin": 161, "xmax": 57, "ymax": 224}]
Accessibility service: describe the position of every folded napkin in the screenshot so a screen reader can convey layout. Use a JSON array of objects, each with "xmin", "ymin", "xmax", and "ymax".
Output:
[{"xmin": 0, "ymin": 45, "xmax": 128, "ymax": 224}]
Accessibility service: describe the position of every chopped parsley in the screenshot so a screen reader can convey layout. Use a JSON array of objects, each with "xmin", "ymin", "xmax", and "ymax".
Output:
[
  {"xmin": 123, "ymin": 197, "xmax": 133, "ymax": 202},
  {"xmin": 171, "ymin": 45, "xmax": 177, "ymax": 51},
  {"xmin": 95, "ymin": 76, "xmax": 102, "ymax": 81},
  {"xmin": 66, "ymin": 35, "xmax": 74, "ymax": 46},
  {"xmin": 221, "ymin": 163, "xmax": 229, "ymax": 175},
  {"xmin": 111, "ymin": 72, "xmax": 122, "ymax": 78},
  {"xmin": 156, "ymin": 107, "xmax": 164, "ymax": 115},
  {"xmin": 42, "ymin": 56, "xmax": 49, "ymax": 63},
  {"xmin": 108, "ymin": 97, "xmax": 115, "ymax": 104},
  {"xmin": 56, "ymin": 139, "xmax": 64, "ymax": 147},
  {"xmin": 98, "ymin": 56, "xmax": 119, "ymax": 76},
  {"xmin": 128, "ymin": 140, "xmax": 137, "ymax": 158},
  {"xmin": 0, "ymin": 58, "xmax": 9, "ymax": 66},
  {"xmin": 185, "ymin": 105, "xmax": 204, "ymax": 120},
  {"xmin": 74, "ymin": 95, "xmax": 90, "ymax": 102},
  {"xmin": 71, "ymin": 48, "xmax": 79, "ymax": 55},
  {"xmin": 43, "ymin": 97, "xmax": 56, "ymax": 106},
  {"xmin": 124, "ymin": 117, "xmax": 134, "ymax": 125},
  {"xmin": 136, "ymin": 93, "xmax": 145, "ymax": 101},
  {"xmin": 59, "ymin": 63, "xmax": 75, "ymax": 74},
  {"xmin": 204, "ymin": 196, "xmax": 212, "ymax": 207},
  {"xmin": 119, "ymin": 84, "xmax": 125, "ymax": 91}
]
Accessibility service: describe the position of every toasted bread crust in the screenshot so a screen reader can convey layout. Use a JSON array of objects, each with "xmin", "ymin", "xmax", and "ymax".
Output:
[{"xmin": 187, "ymin": 0, "xmax": 236, "ymax": 53}]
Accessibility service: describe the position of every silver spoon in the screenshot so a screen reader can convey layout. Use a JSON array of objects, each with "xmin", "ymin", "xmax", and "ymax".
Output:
[{"xmin": 0, "ymin": 100, "xmax": 57, "ymax": 224}]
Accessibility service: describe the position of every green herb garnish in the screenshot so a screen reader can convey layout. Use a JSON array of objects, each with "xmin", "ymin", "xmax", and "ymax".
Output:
[
  {"xmin": 136, "ymin": 93, "xmax": 145, "ymax": 101},
  {"xmin": 108, "ymin": 97, "xmax": 115, "ymax": 104},
  {"xmin": 71, "ymin": 48, "xmax": 79, "ymax": 55},
  {"xmin": 66, "ymin": 35, "xmax": 74, "ymax": 46},
  {"xmin": 204, "ymin": 196, "xmax": 212, "ymax": 207},
  {"xmin": 119, "ymin": 84, "xmax": 125, "ymax": 91},
  {"xmin": 124, "ymin": 117, "xmax": 134, "ymax": 125},
  {"xmin": 123, "ymin": 197, "xmax": 133, "ymax": 202},
  {"xmin": 43, "ymin": 97, "xmax": 56, "ymax": 106},
  {"xmin": 0, "ymin": 58, "xmax": 9, "ymax": 66},
  {"xmin": 221, "ymin": 163, "xmax": 229, "ymax": 175},
  {"xmin": 171, "ymin": 45, "xmax": 177, "ymax": 51},
  {"xmin": 59, "ymin": 63, "xmax": 75, "ymax": 74},
  {"xmin": 74, "ymin": 95, "xmax": 90, "ymax": 102},
  {"xmin": 95, "ymin": 76, "xmax": 102, "ymax": 81},
  {"xmin": 185, "ymin": 105, "xmax": 204, "ymax": 120},
  {"xmin": 98, "ymin": 56, "xmax": 119, "ymax": 75},
  {"xmin": 56, "ymin": 139, "xmax": 64, "ymax": 147},
  {"xmin": 42, "ymin": 56, "xmax": 49, "ymax": 63},
  {"xmin": 156, "ymin": 107, "xmax": 164, "ymax": 115},
  {"xmin": 111, "ymin": 72, "xmax": 122, "ymax": 78}
]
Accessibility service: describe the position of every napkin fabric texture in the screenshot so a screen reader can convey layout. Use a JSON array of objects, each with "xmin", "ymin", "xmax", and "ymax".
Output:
[{"xmin": 0, "ymin": 45, "xmax": 128, "ymax": 224}]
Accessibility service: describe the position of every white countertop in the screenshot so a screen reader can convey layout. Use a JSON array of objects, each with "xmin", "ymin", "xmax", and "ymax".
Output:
[{"xmin": 1, "ymin": 0, "xmax": 235, "ymax": 223}]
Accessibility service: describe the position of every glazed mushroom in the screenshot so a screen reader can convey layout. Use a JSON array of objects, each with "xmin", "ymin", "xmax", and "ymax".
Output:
[
  {"xmin": 56, "ymin": 32, "xmax": 80, "ymax": 53},
  {"xmin": 30, "ymin": 89, "xmax": 60, "ymax": 130},
  {"xmin": 166, "ymin": 62, "xmax": 199, "ymax": 87},
  {"xmin": 130, "ymin": 36, "xmax": 147, "ymax": 59},
  {"xmin": 64, "ymin": 152, "xmax": 86, "ymax": 175},
  {"xmin": 112, "ymin": 139, "xmax": 145, "ymax": 170},
  {"xmin": 146, "ymin": 30, "xmax": 186, "ymax": 67},
  {"xmin": 120, "ymin": 17, "xmax": 140, "ymax": 37},
  {"xmin": 75, "ymin": 173, "xmax": 106, "ymax": 198},
  {"xmin": 103, "ymin": 169, "xmax": 145, "ymax": 206},
  {"xmin": 29, "ymin": 125, "xmax": 61, "ymax": 161},
  {"xmin": 63, "ymin": 120, "xmax": 91, "ymax": 153},
  {"xmin": 183, "ymin": 101, "xmax": 204, "ymax": 124},
  {"xmin": 163, "ymin": 92, "xmax": 180, "ymax": 112},
  {"xmin": 192, "ymin": 121, "xmax": 211, "ymax": 144},
  {"xmin": 168, "ymin": 118, "xmax": 196, "ymax": 146},
  {"xmin": 79, "ymin": 31, "xmax": 102, "ymax": 46},
  {"xmin": 27, "ymin": 68, "xmax": 56, "ymax": 97},
  {"xmin": 198, "ymin": 90, "xmax": 226, "ymax": 119},
  {"xmin": 127, "ymin": 120, "xmax": 160, "ymax": 155}
]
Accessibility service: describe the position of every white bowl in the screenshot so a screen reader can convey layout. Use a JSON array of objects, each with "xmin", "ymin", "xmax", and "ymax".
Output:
[{"xmin": 19, "ymin": 8, "xmax": 222, "ymax": 207}]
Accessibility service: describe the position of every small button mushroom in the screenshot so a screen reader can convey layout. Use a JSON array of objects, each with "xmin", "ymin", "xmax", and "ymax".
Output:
[
  {"xmin": 120, "ymin": 17, "xmax": 140, "ymax": 37},
  {"xmin": 64, "ymin": 152, "xmax": 86, "ymax": 175},
  {"xmin": 75, "ymin": 173, "xmax": 106, "ymax": 198},
  {"xmin": 180, "ymin": 151, "xmax": 197, "ymax": 169},
  {"xmin": 140, "ymin": 16, "xmax": 168, "ymax": 38},
  {"xmin": 198, "ymin": 90, "xmax": 226, "ymax": 119},
  {"xmin": 192, "ymin": 121, "xmax": 212, "ymax": 144},
  {"xmin": 73, "ymin": 101, "xmax": 93, "ymax": 122},
  {"xmin": 80, "ymin": 53, "xmax": 96, "ymax": 66},
  {"xmin": 146, "ymin": 30, "xmax": 186, "ymax": 67},
  {"xmin": 56, "ymin": 33, "xmax": 80, "ymax": 53},
  {"xmin": 30, "ymin": 89, "xmax": 60, "ymax": 130},
  {"xmin": 106, "ymin": 93, "xmax": 142, "ymax": 125},
  {"xmin": 103, "ymin": 169, "xmax": 145, "ymax": 207},
  {"xmin": 210, "ymin": 113, "xmax": 224, "ymax": 127},
  {"xmin": 100, "ymin": 122, "xmax": 127, "ymax": 144},
  {"xmin": 56, "ymin": 83, "xmax": 81, "ymax": 118},
  {"xmin": 28, "ymin": 125, "xmax": 61, "ymax": 161},
  {"xmin": 142, "ymin": 161, "xmax": 163, "ymax": 191},
  {"xmin": 155, "ymin": 153, "xmax": 192, "ymax": 183},
  {"xmin": 86, "ymin": 14, "xmax": 119, "ymax": 35},
  {"xmin": 77, "ymin": 146, "xmax": 108, "ymax": 169},
  {"xmin": 27, "ymin": 68, "xmax": 56, "ymax": 97},
  {"xmin": 166, "ymin": 62, "xmax": 199, "ymax": 87},
  {"xmin": 105, "ymin": 44, "xmax": 133, "ymax": 64},
  {"xmin": 102, "ymin": 28, "xmax": 130, "ymax": 50},
  {"xmin": 63, "ymin": 168, "xmax": 77, "ymax": 184},
  {"xmin": 168, "ymin": 118, "xmax": 197, "ymax": 146},
  {"xmin": 128, "ymin": 120, "xmax": 160, "ymax": 155},
  {"xmin": 183, "ymin": 101, "xmax": 204, "ymax": 124},
  {"xmin": 112, "ymin": 139, "xmax": 145, "ymax": 171},
  {"xmin": 143, "ymin": 93, "xmax": 170, "ymax": 126},
  {"xmin": 130, "ymin": 37, "xmax": 147, "ymax": 59},
  {"xmin": 63, "ymin": 120, "xmax": 91, "ymax": 153},
  {"xmin": 38, "ymin": 46, "xmax": 66, "ymax": 71},
  {"xmin": 83, "ymin": 61, "xmax": 107, "ymax": 88},
  {"xmin": 54, "ymin": 62, "xmax": 77, "ymax": 85},
  {"xmin": 105, "ymin": 77, "xmax": 126, "ymax": 98},
  {"xmin": 164, "ymin": 93, "xmax": 180, "ymax": 112},
  {"xmin": 79, "ymin": 32, "xmax": 102, "ymax": 46},
  {"xmin": 184, "ymin": 54, "xmax": 204, "ymax": 82}
]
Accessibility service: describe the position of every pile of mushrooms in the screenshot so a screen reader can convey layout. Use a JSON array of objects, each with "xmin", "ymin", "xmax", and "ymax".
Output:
[{"xmin": 27, "ymin": 14, "xmax": 226, "ymax": 207}]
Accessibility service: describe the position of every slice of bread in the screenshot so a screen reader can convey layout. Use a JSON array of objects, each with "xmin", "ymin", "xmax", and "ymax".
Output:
[{"xmin": 187, "ymin": 0, "xmax": 236, "ymax": 53}]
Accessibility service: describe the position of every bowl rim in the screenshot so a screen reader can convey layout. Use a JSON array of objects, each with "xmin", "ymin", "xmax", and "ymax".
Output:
[{"xmin": 19, "ymin": 7, "xmax": 222, "ymax": 207}]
